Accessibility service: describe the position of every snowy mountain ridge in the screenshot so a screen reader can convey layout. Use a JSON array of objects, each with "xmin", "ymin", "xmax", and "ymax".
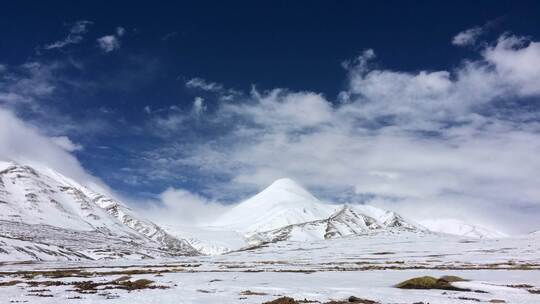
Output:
[
  {"xmin": 209, "ymin": 178, "xmax": 506, "ymax": 249},
  {"xmin": 0, "ymin": 161, "xmax": 198, "ymax": 261},
  {"xmin": 191, "ymin": 178, "xmax": 428, "ymax": 251},
  {"xmin": 245, "ymin": 204, "xmax": 425, "ymax": 246},
  {"xmin": 213, "ymin": 178, "xmax": 422, "ymax": 235},
  {"xmin": 0, "ymin": 161, "xmax": 509, "ymax": 261},
  {"xmin": 419, "ymin": 218, "xmax": 507, "ymax": 239}
]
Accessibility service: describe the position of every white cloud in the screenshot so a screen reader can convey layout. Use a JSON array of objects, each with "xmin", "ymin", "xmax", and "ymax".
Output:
[
  {"xmin": 452, "ymin": 26, "xmax": 484, "ymax": 46},
  {"xmin": 51, "ymin": 136, "xmax": 83, "ymax": 152},
  {"xmin": 143, "ymin": 187, "xmax": 230, "ymax": 225},
  {"xmin": 97, "ymin": 35, "xmax": 120, "ymax": 52},
  {"xmin": 152, "ymin": 111, "xmax": 186, "ymax": 132},
  {"xmin": 341, "ymin": 35, "xmax": 540, "ymax": 125},
  {"xmin": 223, "ymin": 89, "xmax": 333, "ymax": 130},
  {"xmin": 192, "ymin": 97, "xmax": 206, "ymax": 117},
  {"xmin": 96, "ymin": 26, "xmax": 126, "ymax": 53},
  {"xmin": 483, "ymin": 35, "xmax": 540, "ymax": 96},
  {"xmin": 186, "ymin": 78, "xmax": 224, "ymax": 92},
  {"xmin": 116, "ymin": 27, "xmax": 125, "ymax": 37},
  {"xmin": 141, "ymin": 33, "xmax": 540, "ymax": 234},
  {"xmin": 70, "ymin": 20, "xmax": 93, "ymax": 34},
  {"xmin": 0, "ymin": 62, "xmax": 57, "ymax": 106},
  {"xmin": 185, "ymin": 77, "xmax": 241, "ymax": 101},
  {"xmin": 44, "ymin": 20, "xmax": 93, "ymax": 50},
  {"xmin": 0, "ymin": 107, "xmax": 102, "ymax": 190},
  {"xmin": 341, "ymin": 48, "xmax": 375, "ymax": 71},
  {"xmin": 0, "ymin": 92, "xmax": 31, "ymax": 104}
]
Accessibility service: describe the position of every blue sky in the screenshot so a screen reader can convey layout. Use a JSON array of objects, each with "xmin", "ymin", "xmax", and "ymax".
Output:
[{"xmin": 1, "ymin": 1, "xmax": 540, "ymax": 232}]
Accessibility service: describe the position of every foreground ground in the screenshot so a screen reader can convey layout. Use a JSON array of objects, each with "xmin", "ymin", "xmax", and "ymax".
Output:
[{"xmin": 1, "ymin": 233, "xmax": 539, "ymax": 303}]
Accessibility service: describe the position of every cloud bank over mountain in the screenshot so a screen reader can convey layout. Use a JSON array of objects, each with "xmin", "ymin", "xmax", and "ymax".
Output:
[
  {"xmin": 1, "ymin": 23, "xmax": 540, "ymax": 234},
  {"xmin": 142, "ymin": 32, "xmax": 540, "ymax": 233}
]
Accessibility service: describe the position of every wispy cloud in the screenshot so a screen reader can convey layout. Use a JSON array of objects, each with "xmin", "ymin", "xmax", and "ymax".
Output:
[
  {"xmin": 0, "ymin": 62, "xmax": 57, "ymax": 106},
  {"xmin": 185, "ymin": 77, "xmax": 241, "ymax": 101},
  {"xmin": 51, "ymin": 136, "xmax": 83, "ymax": 152},
  {"xmin": 452, "ymin": 20, "xmax": 501, "ymax": 47},
  {"xmin": 97, "ymin": 35, "xmax": 120, "ymax": 52},
  {"xmin": 97, "ymin": 26, "xmax": 125, "ymax": 53},
  {"xmin": 0, "ymin": 108, "xmax": 100, "ymax": 189},
  {"xmin": 452, "ymin": 26, "xmax": 485, "ymax": 46},
  {"xmin": 116, "ymin": 27, "xmax": 125, "ymax": 37},
  {"xmin": 44, "ymin": 20, "xmax": 93, "ymax": 50},
  {"xmin": 186, "ymin": 78, "xmax": 224, "ymax": 92},
  {"xmin": 161, "ymin": 31, "xmax": 179, "ymax": 41},
  {"xmin": 0, "ymin": 52, "xmax": 118, "ymax": 143},
  {"xmin": 192, "ymin": 97, "xmax": 206, "ymax": 117}
]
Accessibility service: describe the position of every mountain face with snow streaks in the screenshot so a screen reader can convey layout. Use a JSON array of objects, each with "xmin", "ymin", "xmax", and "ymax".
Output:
[
  {"xmin": 0, "ymin": 161, "xmax": 198, "ymax": 261},
  {"xmin": 245, "ymin": 205, "xmax": 425, "ymax": 245}
]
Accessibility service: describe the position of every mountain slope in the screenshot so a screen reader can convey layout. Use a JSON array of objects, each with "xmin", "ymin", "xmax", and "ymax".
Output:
[
  {"xmin": 419, "ymin": 219, "xmax": 507, "ymax": 239},
  {"xmin": 0, "ymin": 162, "xmax": 126, "ymax": 232},
  {"xmin": 247, "ymin": 205, "xmax": 425, "ymax": 245},
  {"xmin": 84, "ymin": 190, "xmax": 196, "ymax": 253},
  {"xmin": 0, "ymin": 161, "xmax": 198, "ymax": 261}
]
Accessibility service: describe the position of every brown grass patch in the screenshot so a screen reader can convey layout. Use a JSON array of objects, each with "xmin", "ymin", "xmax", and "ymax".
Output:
[
  {"xmin": 0, "ymin": 280, "xmax": 22, "ymax": 286},
  {"xmin": 262, "ymin": 296, "xmax": 379, "ymax": 304},
  {"xmin": 240, "ymin": 290, "xmax": 269, "ymax": 296},
  {"xmin": 263, "ymin": 297, "xmax": 298, "ymax": 304},
  {"xmin": 395, "ymin": 276, "xmax": 469, "ymax": 291}
]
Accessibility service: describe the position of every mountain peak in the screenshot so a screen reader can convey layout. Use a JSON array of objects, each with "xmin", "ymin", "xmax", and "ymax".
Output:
[
  {"xmin": 266, "ymin": 177, "xmax": 304, "ymax": 189},
  {"xmin": 214, "ymin": 178, "xmax": 337, "ymax": 232},
  {"xmin": 0, "ymin": 161, "xmax": 34, "ymax": 175},
  {"xmin": 261, "ymin": 178, "xmax": 313, "ymax": 198},
  {"xmin": 268, "ymin": 177, "xmax": 300, "ymax": 186}
]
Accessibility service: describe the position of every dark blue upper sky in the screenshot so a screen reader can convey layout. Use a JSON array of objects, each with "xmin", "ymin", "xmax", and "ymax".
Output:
[
  {"xmin": 2, "ymin": 1, "xmax": 540, "ymax": 203},
  {"xmin": 3, "ymin": 1, "xmax": 540, "ymax": 95}
]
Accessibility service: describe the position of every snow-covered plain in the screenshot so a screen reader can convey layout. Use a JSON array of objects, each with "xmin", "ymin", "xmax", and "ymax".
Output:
[{"xmin": 1, "ymin": 233, "xmax": 539, "ymax": 303}]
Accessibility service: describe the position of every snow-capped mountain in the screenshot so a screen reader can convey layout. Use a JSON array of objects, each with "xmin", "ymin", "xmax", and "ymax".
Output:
[
  {"xmin": 1, "ymin": 162, "xmax": 509, "ymax": 262},
  {"xmin": 247, "ymin": 205, "xmax": 424, "ymax": 245},
  {"xmin": 0, "ymin": 161, "xmax": 198, "ymax": 261},
  {"xmin": 207, "ymin": 178, "xmax": 424, "ymax": 249},
  {"xmin": 214, "ymin": 178, "xmax": 339, "ymax": 233},
  {"xmin": 214, "ymin": 178, "xmax": 506, "ymax": 241},
  {"xmin": 419, "ymin": 219, "xmax": 507, "ymax": 239}
]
